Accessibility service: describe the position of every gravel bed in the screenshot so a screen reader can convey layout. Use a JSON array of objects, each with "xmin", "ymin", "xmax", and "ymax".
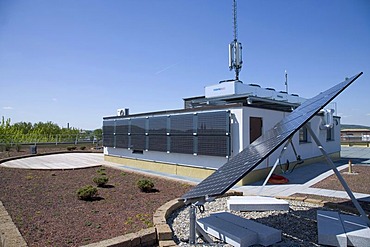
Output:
[{"xmin": 168, "ymin": 197, "xmax": 329, "ymax": 246}]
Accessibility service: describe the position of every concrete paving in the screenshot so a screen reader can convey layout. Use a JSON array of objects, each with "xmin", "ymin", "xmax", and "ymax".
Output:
[{"xmin": 0, "ymin": 153, "xmax": 103, "ymax": 169}]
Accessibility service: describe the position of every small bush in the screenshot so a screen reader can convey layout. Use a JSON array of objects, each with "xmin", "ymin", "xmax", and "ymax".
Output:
[
  {"xmin": 137, "ymin": 179, "xmax": 154, "ymax": 192},
  {"xmin": 80, "ymin": 146, "xmax": 86, "ymax": 150},
  {"xmin": 67, "ymin": 146, "xmax": 77, "ymax": 151},
  {"xmin": 4, "ymin": 144, "xmax": 11, "ymax": 152},
  {"xmin": 96, "ymin": 167, "xmax": 106, "ymax": 176},
  {"xmin": 77, "ymin": 185, "xmax": 98, "ymax": 200},
  {"xmin": 93, "ymin": 176, "xmax": 109, "ymax": 187},
  {"xmin": 15, "ymin": 144, "xmax": 22, "ymax": 152}
]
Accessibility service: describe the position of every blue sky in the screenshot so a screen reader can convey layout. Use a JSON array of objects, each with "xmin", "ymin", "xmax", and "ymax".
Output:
[{"xmin": 0, "ymin": 0, "xmax": 369, "ymax": 130}]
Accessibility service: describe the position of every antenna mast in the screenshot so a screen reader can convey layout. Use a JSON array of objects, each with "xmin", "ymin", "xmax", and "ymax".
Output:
[{"xmin": 228, "ymin": 0, "xmax": 243, "ymax": 81}]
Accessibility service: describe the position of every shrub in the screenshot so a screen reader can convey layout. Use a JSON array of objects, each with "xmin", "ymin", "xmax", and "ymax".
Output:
[
  {"xmin": 93, "ymin": 176, "xmax": 109, "ymax": 187},
  {"xmin": 77, "ymin": 185, "xmax": 98, "ymax": 200},
  {"xmin": 96, "ymin": 167, "xmax": 106, "ymax": 175},
  {"xmin": 67, "ymin": 146, "xmax": 77, "ymax": 151},
  {"xmin": 15, "ymin": 144, "xmax": 22, "ymax": 152},
  {"xmin": 80, "ymin": 146, "xmax": 86, "ymax": 150},
  {"xmin": 137, "ymin": 179, "xmax": 154, "ymax": 192}
]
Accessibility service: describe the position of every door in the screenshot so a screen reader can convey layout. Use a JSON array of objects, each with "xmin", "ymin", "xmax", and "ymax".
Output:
[{"xmin": 250, "ymin": 117, "xmax": 262, "ymax": 144}]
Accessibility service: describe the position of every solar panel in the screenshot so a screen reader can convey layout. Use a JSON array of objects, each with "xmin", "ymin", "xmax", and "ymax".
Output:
[{"xmin": 181, "ymin": 72, "xmax": 363, "ymax": 201}]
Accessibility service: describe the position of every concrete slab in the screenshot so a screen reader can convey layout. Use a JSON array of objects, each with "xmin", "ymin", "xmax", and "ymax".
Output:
[
  {"xmin": 340, "ymin": 214, "xmax": 370, "ymax": 247},
  {"xmin": 227, "ymin": 196, "xmax": 289, "ymax": 211},
  {"xmin": 0, "ymin": 153, "xmax": 103, "ymax": 169},
  {"xmin": 317, "ymin": 210, "xmax": 347, "ymax": 247},
  {"xmin": 197, "ymin": 215, "xmax": 258, "ymax": 247},
  {"xmin": 212, "ymin": 212, "xmax": 281, "ymax": 246}
]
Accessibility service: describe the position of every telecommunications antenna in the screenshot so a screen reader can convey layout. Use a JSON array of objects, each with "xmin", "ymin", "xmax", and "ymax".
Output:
[{"xmin": 228, "ymin": 0, "xmax": 243, "ymax": 81}]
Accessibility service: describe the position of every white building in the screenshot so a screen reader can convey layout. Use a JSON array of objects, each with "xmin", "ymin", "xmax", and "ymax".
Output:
[{"xmin": 103, "ymin": 80, "xmax": 340, "ymax": 184}]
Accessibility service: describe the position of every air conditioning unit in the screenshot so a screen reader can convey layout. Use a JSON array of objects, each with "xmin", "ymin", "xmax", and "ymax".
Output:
[
  {"xmin": 117, "ymin": 108, "xmax": 129, "ymax": 116},
  {"xmin": 320, "ymin": 108, "xmax": 334, "ymax": 129}
]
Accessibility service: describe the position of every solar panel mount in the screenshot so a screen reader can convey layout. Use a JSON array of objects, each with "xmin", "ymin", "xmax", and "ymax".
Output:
[{"xmin": 181, "ymin": 72, "xmax": 363, "ymax": 202}]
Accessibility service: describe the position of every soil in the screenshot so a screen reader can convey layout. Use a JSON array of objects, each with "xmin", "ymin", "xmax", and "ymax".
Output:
[
  {"xmin": 0, "ymin": 166, "xmax": 192, "ymax": 247},
  {"xmin": 311, "ymin": 165, "xmax": 370, "ymax": 194},
  {"xmin": 293, "ymin": 164, "xmax": 370, "ymax": 214},
  {"xmin": 1, "ymin": 149, "xmax": 369, "ymax": 246}
]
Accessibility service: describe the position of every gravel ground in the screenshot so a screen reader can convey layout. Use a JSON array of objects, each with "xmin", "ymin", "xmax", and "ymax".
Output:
[{"xmin": 168, "ymin": 197, "xmax": 339, "ymax": 247}]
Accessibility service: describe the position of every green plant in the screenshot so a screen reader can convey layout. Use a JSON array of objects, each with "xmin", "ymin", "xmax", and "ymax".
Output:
[
  {"xmin": 80, "ymin": 146, "xmax": 86, "ymax": 150},
  {"xmin": 137, "ymin": 179, "xmax": 154, "ymax": 192},
  {"xmin": 4, "ymin": 144, "xmax": 11, "ymax": 151},
  {"xmin": 77, "ymin": 185, "xmax": 98, "ymax": 200},
  {"xmin": 15, "ymin": 144, "xmax": 22, "ymax": 152},
  {"xmin": 93, "ymin": 176, "xmax": 109, "ymax": 187},
  {"xmin": 67, "ymin": 146, "xmax": 77, "ymax": 151},
  {"xmin": 96, "ymin": 167, "xmax": 106, "ymax": 175}
]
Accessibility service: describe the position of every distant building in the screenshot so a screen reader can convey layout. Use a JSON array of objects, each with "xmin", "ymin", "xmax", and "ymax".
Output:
[
  {"xmin": 341, "ymin": 129, "xmax": 370, "ymax": 143},
  {"xmin": 103, "ymin": 80, "xmax": 341, "ymax": 184}
]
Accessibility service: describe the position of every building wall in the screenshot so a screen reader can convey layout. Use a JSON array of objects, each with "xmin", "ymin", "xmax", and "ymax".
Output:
[{"xmin": 104, "ymin": 106, "xmax": 341, "ymax": 184}]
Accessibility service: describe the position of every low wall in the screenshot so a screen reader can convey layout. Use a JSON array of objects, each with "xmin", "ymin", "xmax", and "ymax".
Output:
[{"xmin": 105, "ymin": 152, "xmax": 340, "ymax": 185}]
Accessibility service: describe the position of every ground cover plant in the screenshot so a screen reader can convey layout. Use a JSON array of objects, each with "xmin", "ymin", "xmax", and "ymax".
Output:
[{"xmin": 0, "ymin": 166, "xmax": 192, "ymax": 246}]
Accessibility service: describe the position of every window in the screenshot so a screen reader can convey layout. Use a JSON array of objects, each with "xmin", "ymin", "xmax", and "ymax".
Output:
[
  {"xmin": 327, "ymin": 126, "xmax": 334, "ymax": 141},
  {"xmin": 299, "ymin": 124, "xmax": 310, "ymax": 143}
]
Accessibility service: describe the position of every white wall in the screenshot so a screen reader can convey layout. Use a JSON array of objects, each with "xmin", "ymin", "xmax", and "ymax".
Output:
[
  {"xmin": 105, "ymin": 106, "xmax": 341, "ymax": 172},
  {"xmin": 229, "ymin": 106, "xmax": 341, "ymax": 170}
]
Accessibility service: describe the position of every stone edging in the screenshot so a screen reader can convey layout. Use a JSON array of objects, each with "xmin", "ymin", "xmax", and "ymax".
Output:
[
  {"xmin": 153, "ymin": 191, "xmax": 243, "ymax": 247},
  {"xmin": 0, "ymin": 201, "xmax": 27, "ymax": 247}
]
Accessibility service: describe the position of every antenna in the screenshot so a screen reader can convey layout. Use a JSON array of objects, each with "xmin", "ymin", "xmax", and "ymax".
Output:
[
  {"xmin": 285, "ymin": 70, "xmax": 288, "ymax": 93},
  {"xmin": 228, "ymin": 0, "xmax": 243, "ymax": 81}
]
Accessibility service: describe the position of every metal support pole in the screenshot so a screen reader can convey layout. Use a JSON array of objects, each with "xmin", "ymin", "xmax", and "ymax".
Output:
[
  {"xmin": 258, "ymin": 158, "xmax": 280, "ymax": 195},
  {"xmin": 189, "ymin": 205, "xmax": 196, "ymax": 244},
  {"xmin": 258, "ymin": 138, "xmax": 292, "ymax": 195},
  {"xmin": 306, "ymin": 124, "xmax": 370, "ymax": 225}
]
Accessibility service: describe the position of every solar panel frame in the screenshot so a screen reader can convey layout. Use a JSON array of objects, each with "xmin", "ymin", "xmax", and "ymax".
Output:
[{"xmin": 181, "ymin": 73, "xmax": 363, "ymax": 201}]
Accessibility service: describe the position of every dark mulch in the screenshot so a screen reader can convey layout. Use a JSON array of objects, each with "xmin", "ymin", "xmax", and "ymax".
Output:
[
  {"xmin": 311, "ymin": 165, "xmax": 370, "ymax": 194},
  {"xmin": 0, "ymin": 166, "xmax": 192, "ymax": 247},
  {"xmin": 293, "ymin": 164, "xmax": 370, "ymax": 215}
]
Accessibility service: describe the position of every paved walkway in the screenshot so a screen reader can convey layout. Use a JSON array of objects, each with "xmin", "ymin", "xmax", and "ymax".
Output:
[
  {"xmin": 1, "ymin": 147, "xmax": 369, "ymax": 202},
  {"xmin": 234, "ymin": 163, "xmax": 370, "ymax": 202}
]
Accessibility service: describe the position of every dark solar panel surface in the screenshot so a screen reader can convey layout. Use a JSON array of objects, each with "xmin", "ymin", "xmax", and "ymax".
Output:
[
  {"xmin": 116, "ymin": 119, "xmax": 129, "ymax": 134},
  {"xmin": 148, "ymin": 116, "xmax": 167, "ymax": 134},
  {"xmin": 198, "ymin": 136, "xmax": 229, "ymax": 157},
  {"xmin": 181, "ymin": 73, "xmax": 362, "ymax": 200},
  {"xmin": 170, "ymin": 114, "xmax": 193, "ymax": 135},
  {"xmin": 197, "ymin": 111, "xmax": 229, "ymax": 135}
]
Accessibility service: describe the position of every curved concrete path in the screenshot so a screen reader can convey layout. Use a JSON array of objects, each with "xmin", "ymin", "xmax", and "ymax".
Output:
[{"xmin": 0, "ymin": 153, "xmax": 104, "ymax": 169}]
